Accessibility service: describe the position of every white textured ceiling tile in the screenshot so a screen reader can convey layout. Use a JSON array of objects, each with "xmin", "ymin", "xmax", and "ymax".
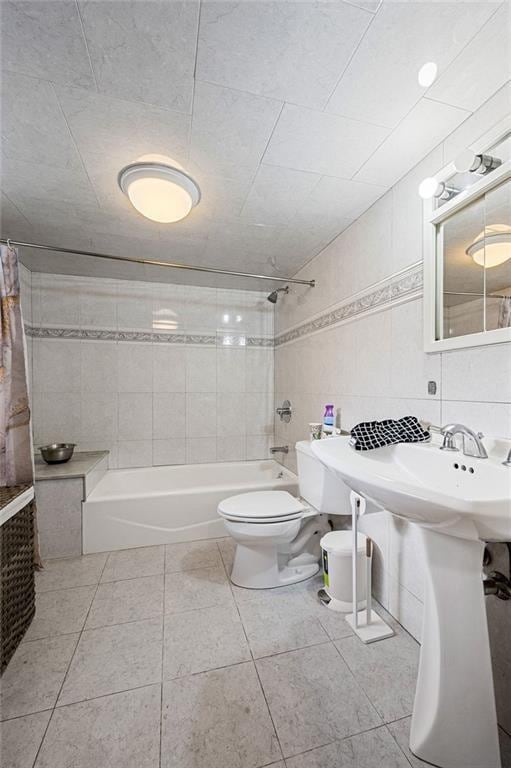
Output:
[
  {"xmin": 1, "ymin": 193, "xmax": 32, "ymax": 234},
  {"xmin": 263, "ymin": 103, "xmax": 389, "ymax": 177},
  {"xmin": 2, "ymin": 0, "xmax": 503, "ymax": 287},
  {"xmin": 18, "ymin": 249, "xmax": 104, "ymax": 279},
  {"xmin": 241, "ymin": 165, "xmax": 320, "ymax": 226},
  {"xmin": 204, "ymin": 219, "xmax": 283, "ymax": 257},
  {"xmin": 1, "ymin": 72, "xmax": 82, "ymax": 170},
  {"xmin": 297, "ymin": 176, "xmax": 388, "ymax": 224},
  {"xmin": 427, "ymin": 4, "xmax": 510, "ymax": 113},
  {"xmin": 190, "ymin": 81, "xmax": 283, "ymax": 175},
  {"xmin": 201, "ymin": 247, "xmax": 283, "ymax": 278},
  {"xmin": 189, "ymin": 169, "xmax": 255, "ymax": 222},
  {"xmin": 20, "ymin": 223, "xmax": 93, "ymax": 251},
  {"xmin": 156, "ymin": 234, "xmax": 209, "ymax": 265},
  {"xmin": 11, "ymin": 191, "xmax": 166, "ymax": 246},
  {"xmin": 354, "ymin": 98, "xmax": 470, "ymax": 187},
  {"xmin": 91, "ymin": 231, "xmax": 206, "ymax": 265},
  {"xmin": 2, "ymin": 157, "xmax": 99, "ymax": 209},
  {"xmin": 55, "ymin": 86, "xmax": 191, "ymax": 166},
  {"xmin": 275, "ymin": 222, "xmax": 349, "ymax": 265},
  {"xmin": 78, "ymin": 0, "xmax": 199, "ymax": 113},
  {"xmin": 344, "ymin": 0, "xmax": 381, "ymax": 12},
  {"xmin": 443, "ymin": 81, "xmax": 511, "ymax": 162},
  {"xmin": 196, "ymin": 0, "xmax": 372, "ymax": 110},
  {"xmin": 155, "ymin": 208, "xmax": 216, "ymax": 242},
  {"xmin": 326, "ymin": 1, "xmax": 500, "ymax": 128},
  {"xmin": 16, "ymin": 227, "xmax": 96, "ymax": 275},
  {"xmin": 1, "ymin": 0, "xmax": 95, "ymax": 89}
]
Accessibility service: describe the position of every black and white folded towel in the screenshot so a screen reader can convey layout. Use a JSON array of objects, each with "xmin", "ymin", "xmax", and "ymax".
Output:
[{"xmin": 349, "ymin": 416, "xmax": 430, "ymax": 451}]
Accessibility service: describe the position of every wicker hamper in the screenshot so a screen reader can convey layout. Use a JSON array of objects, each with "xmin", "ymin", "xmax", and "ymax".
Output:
[{"xmin": 0, "ymin": 486, "xmax": 36, "ymax": 673}]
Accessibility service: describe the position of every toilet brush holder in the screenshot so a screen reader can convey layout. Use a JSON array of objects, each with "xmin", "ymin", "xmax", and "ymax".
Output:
[{"xmin": 345, "ymin": 492, "xmax": 394, "ymax": 644}]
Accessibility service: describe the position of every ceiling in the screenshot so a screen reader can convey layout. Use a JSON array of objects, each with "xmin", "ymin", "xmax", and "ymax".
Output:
[{"xmin": 1, "ymin": 0, "xmax": 509, "ymax": 288}]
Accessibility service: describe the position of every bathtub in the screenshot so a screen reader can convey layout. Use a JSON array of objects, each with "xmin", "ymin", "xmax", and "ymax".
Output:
[{"xmin": 82, "ymin": 459, "xmax": 298, "ymax": 553}]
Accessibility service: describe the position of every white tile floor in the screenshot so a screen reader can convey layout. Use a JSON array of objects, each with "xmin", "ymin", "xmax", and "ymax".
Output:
[{"xmin": 2, "ymin": 538, "xmax": 510, "ymax": 768}]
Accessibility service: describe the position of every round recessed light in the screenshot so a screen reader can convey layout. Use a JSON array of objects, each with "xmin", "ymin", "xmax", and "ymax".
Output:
[
  {"xmin": 418, "ymin": 61, "xmax": 438, "ymax": 88},
  {"xmin": 118, "ymin": 162, "xmax": 200, "ymax": 223}
]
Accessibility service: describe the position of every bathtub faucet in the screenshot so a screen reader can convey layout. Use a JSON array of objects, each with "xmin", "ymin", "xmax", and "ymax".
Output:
[{"xmin": 270, "ymin": 446, "xmax": 289, "ymax": 454}]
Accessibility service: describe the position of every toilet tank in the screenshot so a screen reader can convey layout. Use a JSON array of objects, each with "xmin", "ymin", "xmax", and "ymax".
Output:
[{"xmin": 296, "ymin": 440, "xmax": 351, "ymax": 516}]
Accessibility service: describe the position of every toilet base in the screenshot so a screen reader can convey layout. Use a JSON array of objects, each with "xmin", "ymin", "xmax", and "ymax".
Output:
[{"xmin": 230, "ymin": 541, "xmax": 319, "ymax": 589}]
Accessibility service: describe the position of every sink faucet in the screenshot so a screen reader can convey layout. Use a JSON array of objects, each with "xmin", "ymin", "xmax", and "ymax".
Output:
[
  {"xmin": 440, "ymin": 424, "xmax": 488, "ymax": 459},
  {"xmin": 503, "ymin": 448, "xmax": 511, "ymax": 467}
]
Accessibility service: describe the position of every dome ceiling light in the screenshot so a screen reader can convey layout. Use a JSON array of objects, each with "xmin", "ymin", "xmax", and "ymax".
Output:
[
  {"xmin": 466, "ymin": 226, "xmax": 511, "ymax": 269},
  {"xmin": 118, "ymin": 162, "xmax": 200, "ymax": 223}
]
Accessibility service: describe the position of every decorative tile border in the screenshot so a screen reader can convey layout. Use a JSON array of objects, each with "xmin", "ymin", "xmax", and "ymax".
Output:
[
  {"xmin": 25, "ymin": 325, "xmax": 273, "ymax": 347},
  {"xmin": 24, "ymin": 263, "xmax": 422, "ymax": 349},
  {"xmin": 275, "ymin": 262, "xmax": 423, "ymax": 347}
]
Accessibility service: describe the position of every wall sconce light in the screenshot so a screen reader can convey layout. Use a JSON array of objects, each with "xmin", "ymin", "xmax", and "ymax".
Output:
[
  {"xmin": 418, "ymin": 177, "xmax": 459, "ymax": 201},
  {"xmin": 454, "ymin": 149, "xmax": 502, "ymax": 176}
]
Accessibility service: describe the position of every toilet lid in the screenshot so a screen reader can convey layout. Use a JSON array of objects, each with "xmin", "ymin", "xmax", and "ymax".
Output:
[{"xmin": 218, "ymin": 491, "xmax": 306, "ymax": 521}]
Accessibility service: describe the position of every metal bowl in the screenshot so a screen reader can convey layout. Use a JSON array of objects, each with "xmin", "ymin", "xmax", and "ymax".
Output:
[{"xmin": 39, "ymin": 443, "xmax": 76, "ymax": 464}]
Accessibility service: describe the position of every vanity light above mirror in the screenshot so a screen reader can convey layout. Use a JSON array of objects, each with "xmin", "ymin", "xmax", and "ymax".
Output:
[{"xmin": 422, "ymin": 117, "xmax": 511, "ymax": 353}]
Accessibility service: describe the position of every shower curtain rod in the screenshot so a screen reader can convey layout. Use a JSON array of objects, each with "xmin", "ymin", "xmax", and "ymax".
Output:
[
  {"xmin": 444, "ymin": 290, "xmax": 510, "ymax": 300},
  {"xmin": 0, "ymin": 237, "xmax": 315, "ymax": 287}
]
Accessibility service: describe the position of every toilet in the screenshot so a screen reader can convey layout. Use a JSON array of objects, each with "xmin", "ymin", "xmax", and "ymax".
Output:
[{"xmin": 217, "ymin": 440, "xmax": 350, "ymax": 589}]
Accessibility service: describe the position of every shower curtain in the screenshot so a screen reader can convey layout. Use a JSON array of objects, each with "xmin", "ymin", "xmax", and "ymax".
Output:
[
  {"xmin": 1, "ymin": 243, "xmax": 42, "ymax": 566},
  {"xmin": 498, "ymin": 296, "xmax": 511, "ymax": 328}
]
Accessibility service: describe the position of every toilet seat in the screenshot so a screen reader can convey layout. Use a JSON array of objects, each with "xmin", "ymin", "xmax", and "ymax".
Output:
[
  {"xmin": 217, "ymin": 489, "xmax": 323, "ymax": 589},
  {"xmin": 218, "ymin": 490, "xmax": 306, "ymax": 523}
]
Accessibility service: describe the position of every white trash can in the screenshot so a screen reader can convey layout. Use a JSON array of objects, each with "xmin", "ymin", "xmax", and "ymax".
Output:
[{"xmin": 320, "ymin": 530, "xmax": 369, "ymax": 612}]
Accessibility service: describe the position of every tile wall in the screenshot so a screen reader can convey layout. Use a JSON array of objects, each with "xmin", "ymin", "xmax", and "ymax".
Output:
[
  {"xmin": 273, "ymin": 83, "xmax": 511, "ymax": 731},
  {"xmin": 24, "ymin": 272, "xmax": 274, "ymax": 468}
]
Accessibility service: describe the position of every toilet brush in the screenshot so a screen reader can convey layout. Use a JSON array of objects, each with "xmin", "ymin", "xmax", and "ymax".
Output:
[{"xmin": 366, "ymin": 537, "xmax": 372, "ymax": 626}]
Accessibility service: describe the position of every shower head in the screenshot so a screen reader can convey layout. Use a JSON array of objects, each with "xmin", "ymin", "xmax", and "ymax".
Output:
[{"xmin": 267, "ymin": 286, "xmax": 289, "ymax": 304}]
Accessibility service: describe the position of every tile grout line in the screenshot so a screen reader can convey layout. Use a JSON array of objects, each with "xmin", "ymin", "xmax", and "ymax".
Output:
[
  {"xmin": 35, "ymin": 557, "xmax": 229, "ymax": 595},
  {"xmin": 49, "ymin": 80, "xmax": 103, "ymax": 211},
  {"xmin": 74, "ymin": 0, "xmax": 99, "ymax": 92},
  {"xmin": 24, "ymin": 682, "xmax": 163, "ymax": 719},
  {"xmin": 384, "ymin": 722, "xmax": 416, "ymax": 768},
  {"xmin": 15, "ymin": 545, "xmax": 425, "ymax": 765},
  {"xmin": 28, "ymin": 553, "xmax": 110, "ymax": 767},
  {"xmin": 281, "ymin": 719, "xmax": 416, "ymax": 766},
  {"xmin": 159, "ymin": 545, "xmax": 167, "ymax": 768},
  {"xmin": 229, "ymin": 551, "xmax": 295, "ymax": 763},
  {"xmin": 322, "ymin": 0, "xmax": 380, "ymax": 115},
  {"xmin": 329, "ymin": 634, "xmax": 387, "ymax": 726},
  {"xmin": 217, "ymin": 540, "xmax": 286, "ymax": 764},
  {"xmin": 253, "ymin": 638, "xmax": 336, "ymax": 663}
]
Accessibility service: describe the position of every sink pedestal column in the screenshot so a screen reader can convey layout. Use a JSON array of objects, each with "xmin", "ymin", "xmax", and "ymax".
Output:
[{"xmin": 410, "ymin": 528, "xmax": 500, "ymax": 768}]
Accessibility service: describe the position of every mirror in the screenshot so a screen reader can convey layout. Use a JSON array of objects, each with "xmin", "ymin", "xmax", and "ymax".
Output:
[{"xmin": 435, "ymin": 177, "xmax": 511, "ymax": 342}]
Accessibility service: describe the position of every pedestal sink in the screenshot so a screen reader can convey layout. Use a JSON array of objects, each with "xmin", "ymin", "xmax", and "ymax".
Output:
[{"xmin": 311, "ymin": 435, "xmax": 511, "ymax": 768}]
